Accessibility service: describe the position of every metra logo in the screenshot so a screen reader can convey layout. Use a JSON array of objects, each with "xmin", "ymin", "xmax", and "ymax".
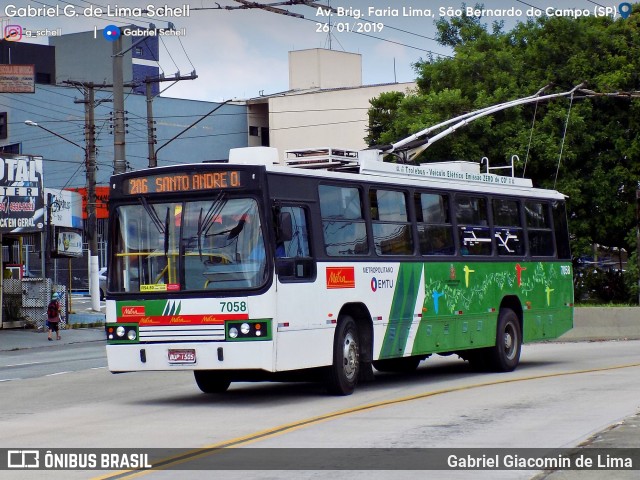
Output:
[
  {"xmin": 370, "ymin": 277, "xmax": 394, "ymax": 292},
  {"xmin": 122, "ymin": 306, "xmax": 145, "ymax": 316},
  {"xmin": 326, "ymin": 267, "xmax": 355, "ymax": 289}
]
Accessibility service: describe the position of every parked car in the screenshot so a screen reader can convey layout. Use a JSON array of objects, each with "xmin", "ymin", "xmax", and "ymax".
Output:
[{"xmin": 98, "ymin": 267, "xmax": 107, "ymax": 300}]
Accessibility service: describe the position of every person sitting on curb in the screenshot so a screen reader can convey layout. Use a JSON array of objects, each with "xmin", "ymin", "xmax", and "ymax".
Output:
[{"xmin": 47, "ymin": 293, "xmax": 62, "ymax": 341}]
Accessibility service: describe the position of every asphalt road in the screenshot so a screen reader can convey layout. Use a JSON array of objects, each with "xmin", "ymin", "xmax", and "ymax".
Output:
[
  {"xmin": 0, "ymin": 341, "xmax": 105, "ymax": 381},
  {"xmin": 0, "ymin": 340, "xmax": 638, "ymax": 480}
]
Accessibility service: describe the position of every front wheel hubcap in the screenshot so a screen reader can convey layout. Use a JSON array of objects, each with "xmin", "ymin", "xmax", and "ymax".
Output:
[{"xmin": 342, "ymin": 332, "xmax": 358, "ymax": 380}]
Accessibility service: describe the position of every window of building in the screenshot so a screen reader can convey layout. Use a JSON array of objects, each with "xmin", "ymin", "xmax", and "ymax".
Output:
[
  {"xmin": 0, "ymin": 112, "xmax": 7, "ymax": 140},
  {"xmin": 0, "ymin": 143, "xmax": 19, "ymax": 154},
  {"xmin": 369, "ymin": 189, "xmax": 412, "ymax": 255},
  {"xmin": 249, "ymin": 126, "xmax": 259, "ymax": 136},
  {"xmin": 319, "ymin": 184, "xmax": 368, "ymax": 256},
  {"xmin": 415, "ymin": 192, "xmax": 454, "ymax": 255}
]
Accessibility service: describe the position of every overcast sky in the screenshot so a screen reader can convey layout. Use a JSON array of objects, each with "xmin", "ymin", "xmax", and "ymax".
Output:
[{"xmin": 3, "ymin": 0, "xmax": 628, "ymax": 101}]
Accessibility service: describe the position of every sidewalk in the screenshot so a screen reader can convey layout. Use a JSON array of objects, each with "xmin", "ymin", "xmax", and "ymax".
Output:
[
  {"xmin": 0, "ymin": 293, "xmax": 106, "ymax": 351},
  {"xmin": 0, "ymin": 325, "xmax": 105, "ymax": 351}
]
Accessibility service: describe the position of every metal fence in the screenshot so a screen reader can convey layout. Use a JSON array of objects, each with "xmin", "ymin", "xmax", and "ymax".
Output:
[{"xmin": 2, "ymin": 277, "xmax": 67, "ymax": 329}]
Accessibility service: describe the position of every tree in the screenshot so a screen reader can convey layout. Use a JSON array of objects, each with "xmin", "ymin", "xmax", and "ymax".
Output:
[{"xmin": 365, "ymin": 7, "xmax": 640, "ymax": 268}]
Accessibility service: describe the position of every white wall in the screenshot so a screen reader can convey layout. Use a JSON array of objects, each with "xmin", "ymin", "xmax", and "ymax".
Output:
[
  {"xmin": 268, "ymin": 82, "xmax": 416, "ymax": 157},
  {"xmin": 289, "ymin": 49, "xmax": 362, "ymax": 90}
]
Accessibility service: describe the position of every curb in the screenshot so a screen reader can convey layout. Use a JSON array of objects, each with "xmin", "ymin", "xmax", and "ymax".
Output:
[{"xmin": 556, "ymin": 307, "xmax": 640, "ymax": 342}]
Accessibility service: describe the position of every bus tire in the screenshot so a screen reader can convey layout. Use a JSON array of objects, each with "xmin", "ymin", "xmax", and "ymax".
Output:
[
  {"xmin": 373, "ymin": 357, "xmax": 421, "ymax": 373},
  {"xmin": 194, "ymin": 370, "xmax": 231, "ymax": 394},
  {"xmin": 488, "ymin": 308, "xmax": 521, "ymax": 372},
  {"xmin": 325, "ymin": 315, "xmax": 359, "ymax": 395}
]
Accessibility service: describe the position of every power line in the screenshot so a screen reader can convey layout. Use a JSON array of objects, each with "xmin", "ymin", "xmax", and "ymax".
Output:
[{"xmin": 190, "ymin": 1, "xmax": 453, "ymax": 58}]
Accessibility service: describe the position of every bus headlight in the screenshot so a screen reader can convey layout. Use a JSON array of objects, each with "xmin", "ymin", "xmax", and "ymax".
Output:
[
  {"xmin": 226, "ymin": 320, "xmax": 271, "ymax": 341},
  {"xmin": 106, "ymin": 323, "xmax": 139, "ymax": 344}
]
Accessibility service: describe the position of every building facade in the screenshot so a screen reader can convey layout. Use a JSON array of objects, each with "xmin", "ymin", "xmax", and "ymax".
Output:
[{"xmin": 246, "ymin": 49, "xmax": 416, "ymax": 158}]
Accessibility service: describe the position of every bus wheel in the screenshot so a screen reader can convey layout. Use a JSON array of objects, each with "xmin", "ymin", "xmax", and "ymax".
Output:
[
  {"xmin": 373, "ymin": 357, "xmax": 421, "ymax": 373},
  {"xmin": 194, "ymin": 371, "xmax": 231, "ymax": 394},
  {"xmin": 488, "ymin": 308, "xmax": 521, "ymax": 372},
  {"xmin": 326, "ymin": 315, "xmax": 359, "ymax": 395}
]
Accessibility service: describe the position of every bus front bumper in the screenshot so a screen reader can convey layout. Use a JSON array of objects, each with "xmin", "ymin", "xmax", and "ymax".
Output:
[{"xmin": 106, "ymin": 341, "xmax": 274, "ymax": 372}]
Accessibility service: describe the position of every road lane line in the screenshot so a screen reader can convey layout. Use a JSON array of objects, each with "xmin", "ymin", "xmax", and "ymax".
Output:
[{"xmin": 2, "ymin": 361, "xmax": 41, "ymax": 368}]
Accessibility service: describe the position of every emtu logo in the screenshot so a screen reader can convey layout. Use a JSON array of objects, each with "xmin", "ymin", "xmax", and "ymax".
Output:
[
  {"xmin": 4, "ymin": 25, "xmax": 22, "ymax": 42},
  {"xmin": 103, "ymin": 25, "xmax": 121, "ymax": 41}
]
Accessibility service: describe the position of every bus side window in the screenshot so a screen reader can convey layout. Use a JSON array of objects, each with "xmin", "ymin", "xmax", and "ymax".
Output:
[
  {"xmin": 455, "ymin": 195, "xmax": 492, "ymax": 256},
  {"xmin": 552, "ymin": 201, "xmax": 571, "ymax": 260},
  {"xmin": 493, "ymin": 198, "xmax": 524, "ymax": 256},
  {"xmin": 415, "ymin": 192, "xmax": 455, "ymax": 256},
  {"xmin": 275, "ymin": 205, "xmax": 315, "ymax": 281},
  {"xmin": 369, "ymin": 189, "xmax": 413, "ymax": 255},
  {"xmin": 525, "ymin": 201, "xmax": 555, "ymax": 257},
  {"xmin": 319, "ymin": 184, "xmax": 369, "ymax": 256}
]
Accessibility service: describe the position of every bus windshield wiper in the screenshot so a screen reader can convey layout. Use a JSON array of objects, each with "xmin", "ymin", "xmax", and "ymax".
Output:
[
  {"xmin": 164, "ymin": 208, "xmax": 170, "ymax": 256},
  {"xmin": 140, "ymin": 197, "xmax": 165, "ymax": 234},
  {"xmin": 139, "ymin": 197, "xmax": 170, "ymax": 257},
  {"xmin": 196, "ymin": 192, "xmax": 227, "ymax": 258}
]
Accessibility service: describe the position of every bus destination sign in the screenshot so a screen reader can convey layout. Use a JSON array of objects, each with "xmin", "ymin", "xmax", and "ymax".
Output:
[{"xmin": 125, "ymin": 171, "xmax": 244, "ymax": 195}]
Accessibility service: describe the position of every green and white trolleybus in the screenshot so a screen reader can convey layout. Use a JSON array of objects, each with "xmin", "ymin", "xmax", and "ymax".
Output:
[{"xmin": 105, "ymin": 91, "xmax": 575, "ymax": 395}]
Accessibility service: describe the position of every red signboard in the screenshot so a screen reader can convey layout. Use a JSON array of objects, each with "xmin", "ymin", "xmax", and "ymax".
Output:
[
  {"xmin": 326, "ymin": 267, "xmax": 356, "ymax": 289},
  {"xmin": 0, "ymin": 64, "xmax": 35, "ymax": 93},
  {"xmin": 65, "ymin": 186, "xmax": 109, "ymax": 219}
]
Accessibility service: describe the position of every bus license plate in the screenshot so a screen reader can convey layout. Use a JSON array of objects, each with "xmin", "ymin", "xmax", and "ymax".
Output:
[{"xmin": 168, "ymin": 349, "xmax": 196, "ymax": 364}]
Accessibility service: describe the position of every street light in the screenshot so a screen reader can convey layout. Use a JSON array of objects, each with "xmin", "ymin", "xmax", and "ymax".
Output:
[
  {"xmin": 24, "ymin": 120, "xmax": 100, "ymax": 311},
  {"xmin": 25, "ymin": 120, "xmax": 87, "ymax": 153}
]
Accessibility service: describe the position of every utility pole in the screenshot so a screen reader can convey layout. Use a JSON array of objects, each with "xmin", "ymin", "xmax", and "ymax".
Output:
[
  {"xmin": 65, "ymin": 80, "xmax": 111, "ymax": 311},
  {"xmin": 146, "ymin": 81, "xmax": 155, "ymax": 167},
  {"xmin": 113, "ymin": 32, "xmax": 127, "ymax": 175},
  {"xmin": 85, "ymin": 85, "xmax": 100, "ymax": 311},
  {"xmin": 144, "ymin": 72, "xmax": 197, "ymax": 168}
]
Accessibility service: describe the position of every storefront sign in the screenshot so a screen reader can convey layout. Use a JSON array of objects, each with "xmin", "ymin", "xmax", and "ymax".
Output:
[
  {"xmin": 54, "ymin": 229, "xmax": 83, "ymax": 257},
  {"xmin": 46, "ymin": 188, "xmax": 82, "ymax": 228},
  {"xmin": 0, "ymin": 154, "xmax": 44, "ymax": 233}
]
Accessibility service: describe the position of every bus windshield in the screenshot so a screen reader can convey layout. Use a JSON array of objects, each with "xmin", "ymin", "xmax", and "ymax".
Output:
[{"xmin": 112, "ymin": 197, "xmax": 267, "ymax": 293}]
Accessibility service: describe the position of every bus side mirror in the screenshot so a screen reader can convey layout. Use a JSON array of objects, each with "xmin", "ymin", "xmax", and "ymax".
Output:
[{"xmin": 277, "ymin": 212, "xmax": 293, "ymax": 242}]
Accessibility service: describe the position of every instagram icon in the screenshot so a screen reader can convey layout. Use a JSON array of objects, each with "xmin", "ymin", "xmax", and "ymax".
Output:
[{"xmin": 4, "ymin": 25, "xmax": 22, "ymax": 41}]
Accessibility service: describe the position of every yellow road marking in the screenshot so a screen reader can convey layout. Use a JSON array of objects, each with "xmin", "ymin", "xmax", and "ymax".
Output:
[{"xmin": 94, "ymin": 361, "xmax": 640, "ymax": 479}]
